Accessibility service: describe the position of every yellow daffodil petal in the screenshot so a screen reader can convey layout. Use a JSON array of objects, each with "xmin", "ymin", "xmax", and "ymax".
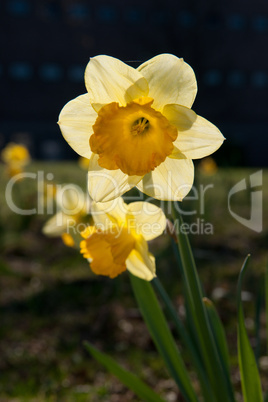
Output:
[
  {"xmin": 138, "ymin": 54, "xmax": 197, "ymax": 111},
  {"xmin": 58, "ymin": 94, "xmax": 97, "ymax": 159},
  {"xmin": 137, "ymin": 157, "xmax": 194, "ymax": 201},
  {"xmin": 87, "ymin": 154, "xmax": 142, "ymax": 202},
  {"xmin": 80, "ymin": 225, "xmax": 135, "ymax": 278},
  {"xmin": 42, "ymin": 212, "xmax": 71, "ymax": 236},
  {"xmin": 80, "ymin": 226, "xmax": 97, "ymax": 239},
  {"xmin": 126, "ymin": 202, "xmax": 166, "ymax": 241},
  {"xmin": 163, "ymin": 104, "xmax": 225, "ymax": 159},
  {"xmin": 126, "ymin": 237, "xmax": 156, "ymax": 281},
  {"xmin": 91, "ymin": 198, "xmax": 127, "ymax": 228},
  {"xmin": 56, "ymin": 185, "xmax": 88, "ymax": 215},
  {"xmin": 85, "ymin": 55, "xmax": 148, "ymax": 109},
  {"xmin": 90, "ymin": 99, "xmax": 177, "ymax": 176}
]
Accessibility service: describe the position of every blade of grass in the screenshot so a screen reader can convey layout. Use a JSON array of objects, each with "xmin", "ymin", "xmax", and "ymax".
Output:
[
  {"xmin": 84, "ymin": 342, "xmax": 165, "ymax": 402},
  {"xmin": 130, "ymin": 274, "xmax": 199, "ymax": 402},
  {"xmin": 172, "ymin": 206, "xmax": 235, "ymax": 402},
  {"xmin": 237, "ymin": 255, "xmax": 263, "ymax": 402}
]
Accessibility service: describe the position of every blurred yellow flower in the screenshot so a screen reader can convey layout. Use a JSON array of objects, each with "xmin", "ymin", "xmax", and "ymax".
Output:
[
  {"xmin": 59, "ymin": 54, "xmax": 224, "ymax": 202},
  {"xmin": 6, "ymin": 165, "xmax": 24, "ymax": 178},
  {"xmin": 1, "ymin": 142, "xmax": 30, "ymax": 177},
  {"xmin": 80, "ymin": 197, "xmax": 166, "ymax": 280},
  {"xmin": 198, "ymin": 157, "xmax": 218, "ymax": 175}
]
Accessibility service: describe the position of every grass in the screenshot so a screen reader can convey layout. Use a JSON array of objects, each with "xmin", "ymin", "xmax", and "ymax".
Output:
[{"xmin": 0, "ymin": 162, "xmax": 267, "ymax": 400}]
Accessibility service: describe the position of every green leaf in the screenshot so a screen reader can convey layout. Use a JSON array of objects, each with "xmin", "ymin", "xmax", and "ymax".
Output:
[
  {"xmin": 255, "ymin": 282, "xmax": 263, "ymax": 365},
  {"xmin": 237, "ymin": 255, "xmax": 263, "ymax": 402},
  {"xmin": 130, "ymin": 274, "xmax": 198, "ymax": 402},
  {"xmin": 172, "ymin": 206, "xmax": 235, "ymax": 402},
  {"xmin": 84, "ymin": 342, "xmax": 165, "ymax": 402},
  {"xmin": 266, "ymin": 261, "xmax": 268, "ymax": 356},
  {"xmin": 203, "ymin": 297, "xmax": 231, "ymax": 376}
]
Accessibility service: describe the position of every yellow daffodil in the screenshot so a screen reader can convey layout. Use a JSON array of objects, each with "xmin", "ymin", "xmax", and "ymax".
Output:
[
  {"xmin": 80, "ymin": 197, "xmax": 166, "ymax": 280},
  {"xmin": 58, "ymin": 54, "xmax": 224, "ymax": 202},
  {"xmin": 42, "ymin": 185, "xmax": 92, "ymax": 246},
  {"xmin": 6, "ymin": 165, "xmax": 24, "ymax": 178},
  {"xmin": 198, "ymin": 156, "xmax": 218, "ymax": 175},
  {"xmin": 1, "ymin": 142, "xmax": 30, "ymax": 177},
  {"xmin": 1, "ymin": 143, "xmax": 30, "ymax": 166}
]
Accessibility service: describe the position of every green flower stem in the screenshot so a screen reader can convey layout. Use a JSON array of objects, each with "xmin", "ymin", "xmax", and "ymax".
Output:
[
  {"xmin": 237, "ymin": 255, "xmax": 263, "ymax": 402},
  {"xmin": 172, "ymin": 205, "xmax": 235, "ymax": 402},
  {"xmin": 130, "ymin": 274, "xmax": 199, "ymax": 402},
  {"xmin": 153, "ymin": 277, "xmax": 215, "ymax": 401},
  {"xmin": 266, "ymin": 261, "xmax": 268, "ymax": 356}
]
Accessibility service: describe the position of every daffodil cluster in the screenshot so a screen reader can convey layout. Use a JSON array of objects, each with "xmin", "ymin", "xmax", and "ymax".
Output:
[{"xmin": 55, "ymin": 54, "xmax": 224, "ymax": 280}]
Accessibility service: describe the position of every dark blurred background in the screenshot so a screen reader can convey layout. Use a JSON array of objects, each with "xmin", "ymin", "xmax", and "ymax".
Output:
[{"xmin": 1, "ymin": 0, "xmax": 267, "ymax": 165}]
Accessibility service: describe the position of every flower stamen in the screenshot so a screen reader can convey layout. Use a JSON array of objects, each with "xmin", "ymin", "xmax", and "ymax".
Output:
[{"xmin": 131, "ymin": 117, "xmax": 150, "ymax": 136}]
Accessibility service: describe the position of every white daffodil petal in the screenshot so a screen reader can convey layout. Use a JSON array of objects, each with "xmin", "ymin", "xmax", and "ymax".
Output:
[
  {"xmin": 91, "ymin": 198, "xmax": 127, "ymax": 227},
  {"xmin": 126, "ymin": 238, "xmax": 156, "ymax": 281},
  {"xmin": 137, "ymin": 158, "xmax": 194, "ymax": 201},
  {"xmin": 138, "ymin": 54, "xmax": 197, "ymax": 111},
  {"xmin": 85, "ymin": 55, "xmax": 148, "ymax": 107},
  {"xmin": 42, "ymin": 212, "xmax": 73, "ymax": 236},
  {"xmin": 88, "ymin": 154, "xmax": 142, "ymax": 203},
  {"xmin": 58, "ymin": 94, "xmax": 97, "ymax": 159},
  {"xmin": 126, "ymin": 202, "xmax": 166, "ymax": 241},
  {"xmin": 56, "ymin": 185, "xmax": 88, "ymax": 215},
  {"xmin": 163, "ymin": 104, "xmax": 225, "ymax": 159}
]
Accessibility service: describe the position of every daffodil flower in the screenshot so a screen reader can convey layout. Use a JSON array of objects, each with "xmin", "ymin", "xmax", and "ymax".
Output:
[
  {"xmin": 1, "ymin": 142, "xmax": 30, "ymax": 177},
  {"xmin": 80, "ymin": 198, "xmax": 166, "ymax": 280},
  {"xmin": 59, "ymin": 54, "xmax": 224, "ymax": 202},
  {"xmin": 43, "ymin": 185, "xmax": 91, "ymax": 246},
  {"xmin": 198, "ymin": 156, "xmax": 218, "ymax": 175}
]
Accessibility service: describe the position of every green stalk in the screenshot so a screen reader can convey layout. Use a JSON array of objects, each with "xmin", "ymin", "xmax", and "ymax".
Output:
[
  {"xmin": 172, "ymin": 205, "xmax": 235, "ymax": 402},
  {"xmin": 237, "ymin": 255, "xmax": 263, "ymax": 402},
  {"xmin": 130, "ymin": 274, "xmax": 199, "ymax": 402},
  {"xmin": 153, "ymin": 277, "xmax": 216, "ymax": 401},
  {"xmin": 266, "ymin": 261, "xmax": 268, "ymax": 356}
]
